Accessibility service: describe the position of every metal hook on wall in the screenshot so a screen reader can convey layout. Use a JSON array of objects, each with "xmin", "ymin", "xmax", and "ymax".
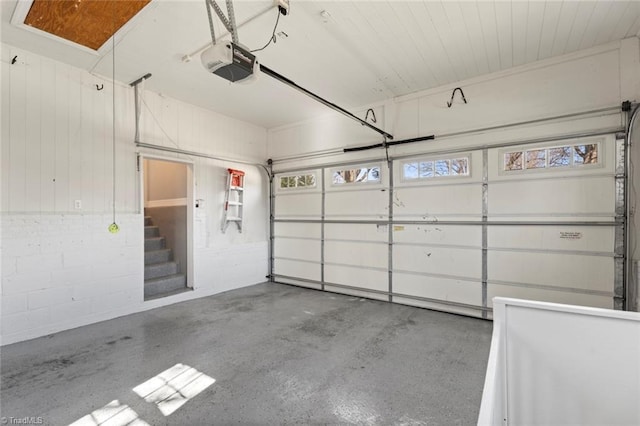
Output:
[
  {"xmin": 96, "ymin": 84, "xmax": 104, "ymax": 91},
  {"xmin": 365, "ymin": 108, "xmax": 377, "ymax": 123},
  {"xmin": 447, "ymin": 87, "xmax": 467, "ymax": 108}
]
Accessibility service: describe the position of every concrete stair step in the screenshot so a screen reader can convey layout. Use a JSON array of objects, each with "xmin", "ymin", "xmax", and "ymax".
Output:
[
  {"xmin": 145, "ymin": 261, "xmax": 179, "ymax": 280},
  {"xmin": 145, "ymin": 226, "xmax": 160, "ymax": 238},
  {"xmin": 144, "ymin": 236, "xmax": 165, "ymax": 251},
  {"xmin": 144, "ymin": 216, "xmax": 153, "ymax": 226},
  {"xmin": 145, "ymin": 286, "xmax": 192, "ymax": 301},
  {"xmin": 144, "ymin": 274, "xmax": 187, "ymax": 299},
  {"xmin": 145, "ymin": 249, "xmax": 172, "ymax": 265}
]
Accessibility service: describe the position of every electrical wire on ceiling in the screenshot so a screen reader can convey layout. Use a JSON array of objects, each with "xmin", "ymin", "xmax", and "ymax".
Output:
[{"xmin": 251, "ymin": 8, "xmax": 281, "ymax": 53}]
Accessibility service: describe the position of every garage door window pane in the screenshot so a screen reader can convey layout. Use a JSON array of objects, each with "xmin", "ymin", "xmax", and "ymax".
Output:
[
  {"xmin": 435, "ymin": 160, "xmax": 450, "ymax": 176},
  {"xmin": 419, "ymin": 161, "xmax": 434, "ymax": 177},
  {"xmin": 549, "ymin": 147, "xmax": 571, "ymax": 167},
  {"xmin": 451, "ymin": 158, "xmax": 468, "ymax": 175},
  {"xmin": 504, "ymin": 152, "xmax": 523, "ymax": 171},
  {"xmin": 305, "ymin": 175, "xmax": 316, "ymax": 186},
  {"xmin": 526, "ymin": 150, "xmax": 546, "ymax": 169},
  {"xmin": 574, "ymin": 144, "xmax": 598, "ymax": 165},
  {"xmin": 404, "ymin": 163, "xmax": 419, "ymax": 179}
]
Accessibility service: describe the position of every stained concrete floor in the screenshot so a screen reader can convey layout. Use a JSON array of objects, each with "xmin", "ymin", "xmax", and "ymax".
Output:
[{"xmin": 1, "ymin": 283, "xmax": 493, "ymax": 425}]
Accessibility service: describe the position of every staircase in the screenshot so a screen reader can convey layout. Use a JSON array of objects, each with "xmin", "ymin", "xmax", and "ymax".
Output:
[{"xmin": 144, "ymin": 216, "xmax": 188, "ymax": 300}]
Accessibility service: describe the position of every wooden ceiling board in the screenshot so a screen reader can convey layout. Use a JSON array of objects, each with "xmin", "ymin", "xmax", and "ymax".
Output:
[
  {"xmin": 460, "ymin": 2, "xmax": 491, "ymax": 76},
  {"xmin": 524, "ymin": 1, "xmax": 545, "ymax": 64},
  {"xmin": 593, "ymin": 2, "xmax": 630, "ymax": 47},
  {"xmin": 24, "ymin": 0, "xmax": 151, "ymax": 50},
  {"xmin": 389, "ymin": 2, "xmax": 442, "ymax": 88},
  {"xmin": 579, "ymin": 1, "xmax": 613, "ymax": 51},
  {"xmin": 494, "ymin": 1, "xmax": 514, "ymax": 70},
  {"xmin": 476, "ymin": 2, "xmax": 502, "ymax": 73},
  {"xmin": 563, "ymin": 2, "xmax": 597, "ymax": 54},
  {"xmin": 537, "ymin": 1, "xmax": 563, "ymax": 60}
]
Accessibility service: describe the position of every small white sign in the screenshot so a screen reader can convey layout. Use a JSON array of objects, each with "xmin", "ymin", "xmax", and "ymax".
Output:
[{"xmin": 560, "ymin": 231, "xmax": 583, "ymax": 240}]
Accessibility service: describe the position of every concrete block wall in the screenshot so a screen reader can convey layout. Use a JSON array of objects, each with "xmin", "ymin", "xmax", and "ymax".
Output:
[{"xmin": 1, "ymin": 214, "xmax": 142, "ymax": 343}]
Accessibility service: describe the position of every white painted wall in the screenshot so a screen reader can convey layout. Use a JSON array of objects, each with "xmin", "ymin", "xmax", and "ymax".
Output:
[
  {"xmin": 268, "ymin": 38, "xmax": 640, "ymax": 312},
  {"xmin": 1, "ymin": 44, "xmax": 269, "ymax": 345}
]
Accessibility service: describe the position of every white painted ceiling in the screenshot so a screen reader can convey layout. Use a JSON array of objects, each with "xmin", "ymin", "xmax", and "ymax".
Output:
[{"xmin": 2, "ymin": 1, "xmax": 640, "ymax": 129}]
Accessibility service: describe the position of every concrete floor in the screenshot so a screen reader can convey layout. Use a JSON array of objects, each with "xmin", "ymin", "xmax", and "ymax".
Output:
[{"xmin": 1, "ymin": 283, "xmax": 493, "ymax": 425}]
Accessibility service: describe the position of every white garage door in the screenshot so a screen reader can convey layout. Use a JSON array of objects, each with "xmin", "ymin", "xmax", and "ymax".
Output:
[{"xmin": 272, "ymin": 133, "xmax": 624, "ymax": 318}]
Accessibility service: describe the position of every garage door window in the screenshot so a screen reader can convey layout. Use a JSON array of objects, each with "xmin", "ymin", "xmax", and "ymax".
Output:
[
  {"xmin": 332, "ymin": 166, "xmax": 381, "ymax": 185},
  {"xmin": 402, "ymin": 156, "xmax": 469, "ymax": 180},
  {"xmin": 503, "ymin": 143, "xmax": 599, "ymax": 172},
  {"xmin": 279, "ymin": 173, "xmax": 317, "ymax": 189}
]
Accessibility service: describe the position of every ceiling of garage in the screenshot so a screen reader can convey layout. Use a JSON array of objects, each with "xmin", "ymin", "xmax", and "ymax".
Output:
[{"xmin": 2, "ymin": 0, "xmax": 640, "ymax": 129}]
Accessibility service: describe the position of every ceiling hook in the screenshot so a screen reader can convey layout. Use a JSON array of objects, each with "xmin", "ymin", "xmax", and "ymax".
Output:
[{"xmin": 447, "ymin": 87, "xmax": 467, "ymax": 108}]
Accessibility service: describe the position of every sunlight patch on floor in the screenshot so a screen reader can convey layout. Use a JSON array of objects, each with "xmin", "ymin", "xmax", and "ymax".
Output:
[
  {"xmin": 132, "ymin": 363, "xmax": 216, "ymax": 416},
  {"xmin": 68, "ymin": 400, "xmax": 149, "ymax": 426}
]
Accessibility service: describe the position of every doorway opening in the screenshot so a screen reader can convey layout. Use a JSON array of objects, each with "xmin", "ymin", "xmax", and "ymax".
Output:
[{"xmin": 141, "ymin": 156, "xmax": 194, "ymax": 300}]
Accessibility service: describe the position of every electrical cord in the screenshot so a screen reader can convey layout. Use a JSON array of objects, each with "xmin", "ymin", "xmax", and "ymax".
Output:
[{"xmin": 251, "ymin": 9, "xmax": 280, "ymax": 53}]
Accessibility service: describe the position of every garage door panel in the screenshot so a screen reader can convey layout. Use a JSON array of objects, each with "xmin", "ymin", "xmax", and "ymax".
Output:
[
  {"xmin": 274, "ymin": 222, "xmax": 321, "ymax": 239},
  {"xmin": 325, "ymin": 241, "xmax": 387, "ymax": 269},
  {"xmin": 489, "ymin": 177, "xmax": 614, "ymax": 216},
  {"xmin": 394, "ymin": 273, "xmax": 481, "ymax": 306},
  {"xmin": 325, "ymin": 265, "xmax": 387, "ymax": 292},
  {"xmin": 274, "ymin": 193, "xmax": 321, "ymax": 218},
  {"xmin": 276, "ymin": 277, "xmax": 322, "ymax": 290},
  {"xmin": 488, "ymin": 226, "xmax": 614, "ymax": 252},
  {"xmin": 274, "ymin": 239, "xmax": 320, "ymax": 262},
  {"xmin": 274, "ymin": 258, "xmax": 320, "ymax": 281},
  {"xmin": 324, "ymin": 223, "xmax": 387, "ymax": 243},
  {"xmin": 273, "ymin": 133, "xmax": 621, "ymax": 316},
  {"xmin": 487, "ymin": 284, "xmax": 613, "ymax": 309},
  {"xmin": 393, "ymin": 225, "xmax": 481, "ymax": 247},
  {"xmin": 325, "ymin": 286, "xmax": 388, "ymax": 301},
  {"xmin": 394, "ymin": 245, "xmax": 481, "ymax": 278},
  {"xmin": 325, "ymin": 189, "xmax": 388, "ymax": 219},
  {"xmin": 488, "ymin": 251, "xmax": 613, "ymax": 292},
  {"xmin": 393, "ymin": 296, "xmax": 483, "ymax": 318},
  {"xmin": 394, "ymin": 185, "xmax": 482, "ymax": 218}
]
